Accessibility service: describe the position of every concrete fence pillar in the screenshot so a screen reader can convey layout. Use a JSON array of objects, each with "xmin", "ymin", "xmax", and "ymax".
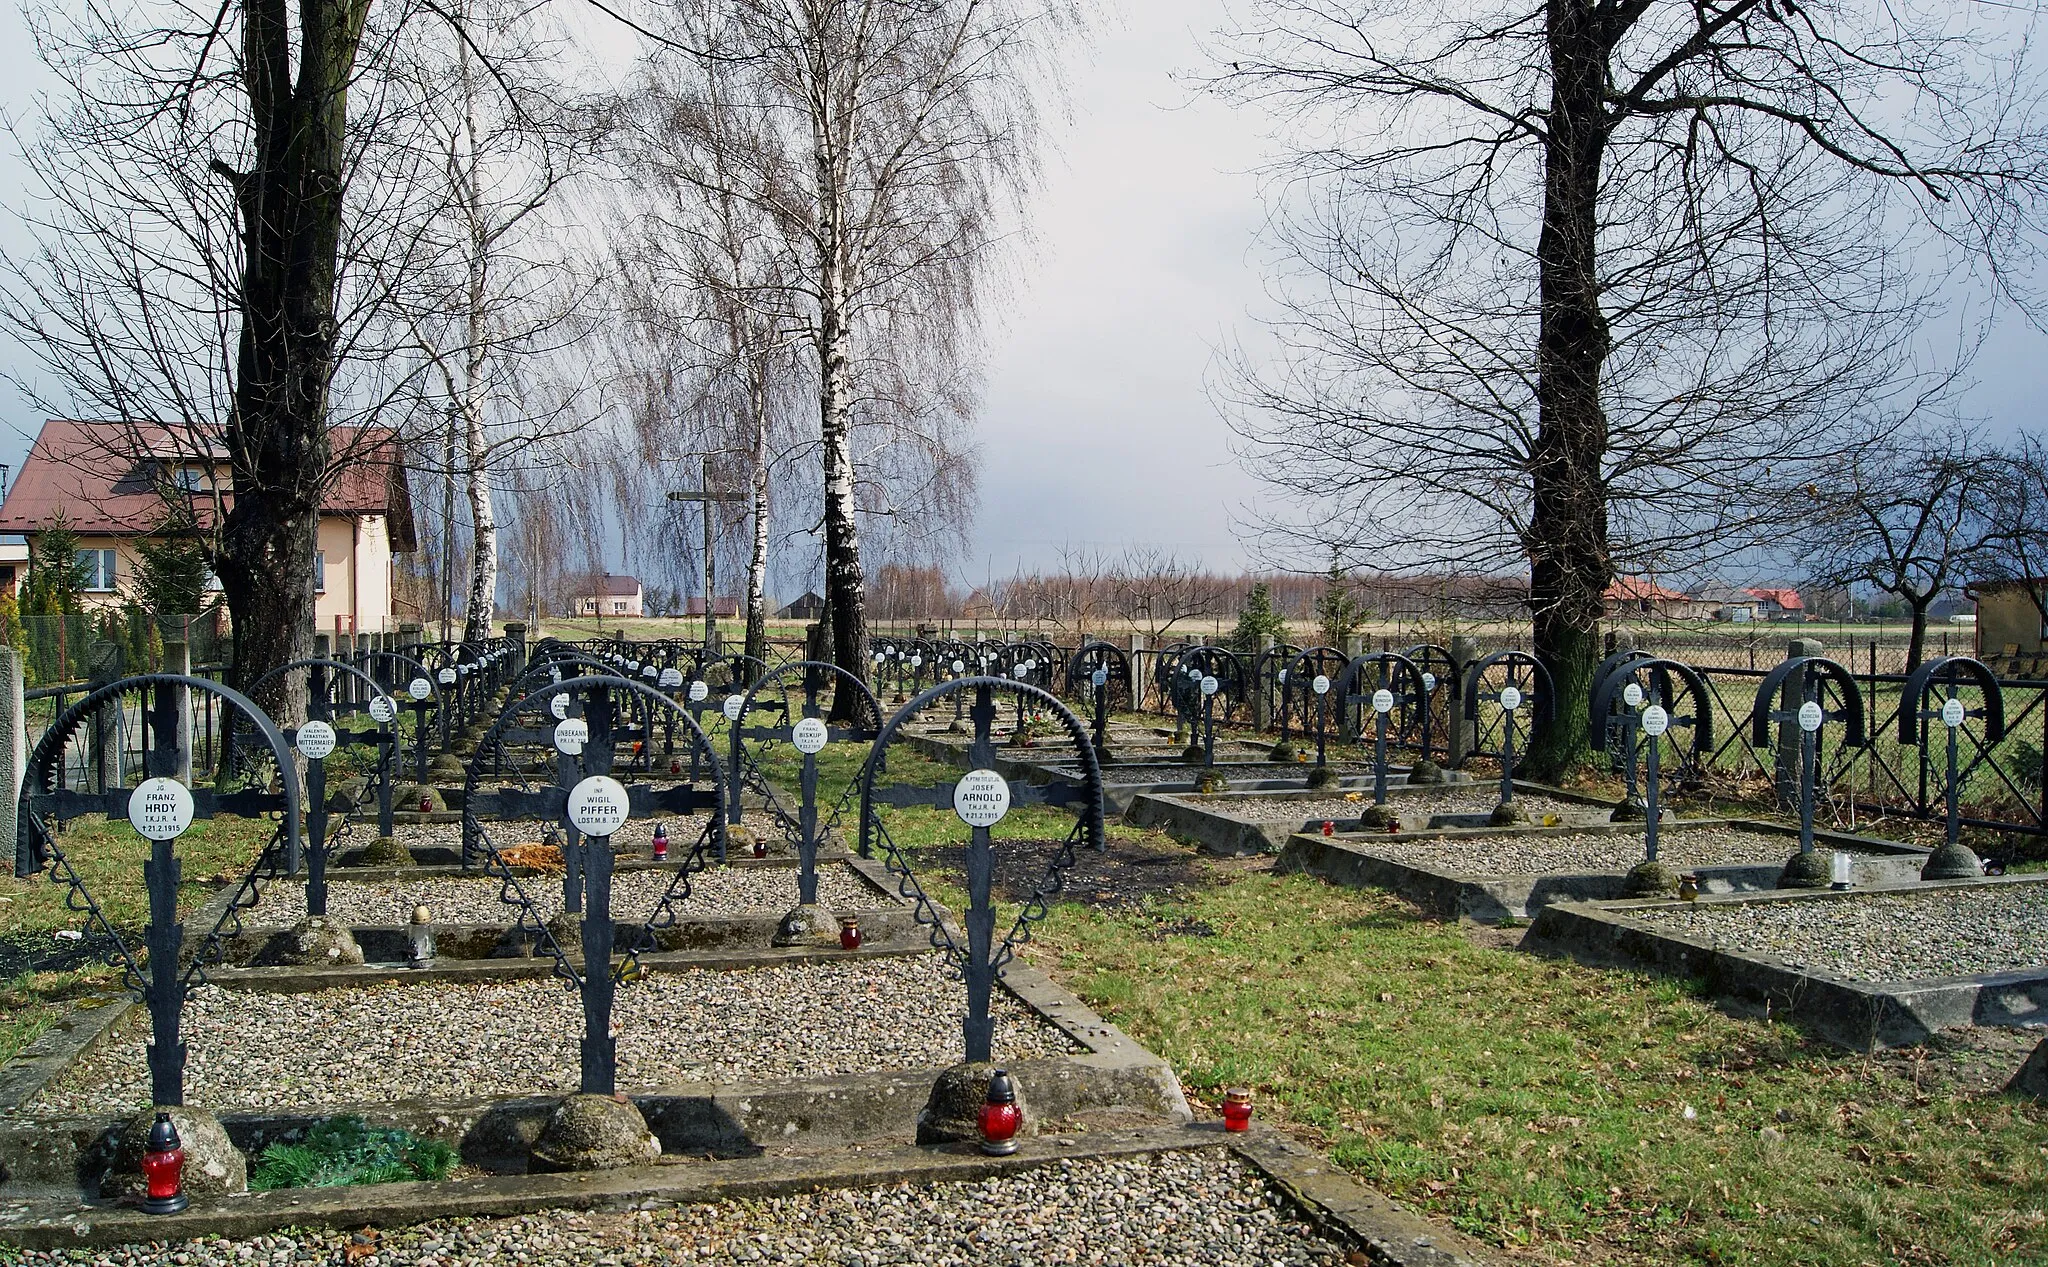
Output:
[
  {"xmin": 1339, "ymin": 635, "xmax": 1366, "ymax": 740},
  {"xmin": 1777, "ymin": 637, "xmax": 1825, "ymax": 811},
  {"xmin": 162, "ymin": 633, "xmax": 193, "ymax": 784},
  {"xmin": 1129, "ymin": 635, "xmax": 1147, "ymax": 712},
  {"xmin": 0, "ymin": 647, "xmax": 24, "ymax": 875},
  {"xmin": 1448, "ymin": 635, "xmax": 1481, "ymax": 766}
]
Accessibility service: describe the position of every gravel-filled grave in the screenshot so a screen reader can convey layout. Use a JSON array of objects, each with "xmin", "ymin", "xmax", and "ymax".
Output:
[
  {"xmin": 1626, "ymin": 881, "xmax": 2048, "ymax": 983},
  {"xmin": 27, "ymin": 953, "xmax": 1078, "ymax": 1116},
  {"xmin": 1354, "ymin": 826, "xmax": 1865, "ymax": 875},
  {"xmin": 252, "ymin": 859, "xmax": 883, "ymax": 927},
  {"xmin": 1048, "ymin": 761, "xmax": 1372, "ymax": 784},
  {"xmin": 376, "ymin": 813, "xmax": 790, "ymax": 856},
  {"xmin": 3, "ymin": 1151, "xmax": 1353, "ymax": 1266},
  {"xmin": 1193, "ymin": 788, "xmax": 1594, "ymax": 825}
]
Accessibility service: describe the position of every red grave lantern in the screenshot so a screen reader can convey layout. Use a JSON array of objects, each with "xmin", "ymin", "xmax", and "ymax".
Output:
[
  {"xmin": 978, "ymin": 1070, "xmax": 1021, "ymax": 1155},
  {"xmin": 140, "ymin": 1111, "xmax": 188, "ymax": 1213},
  {"xmin": 1222, "ymin": 1087, "xmax": 1253, "ymax": 1132}
]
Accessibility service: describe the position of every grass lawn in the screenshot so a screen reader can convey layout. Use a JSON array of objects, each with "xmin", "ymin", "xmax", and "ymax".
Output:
[{"xmin": 874, "ymin": 805, "xmax": 2047, "ymax": 1267}]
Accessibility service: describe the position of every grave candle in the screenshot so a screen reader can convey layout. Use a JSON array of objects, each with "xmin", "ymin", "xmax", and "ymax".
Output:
[
  {"xmin": 978, "ymin": 1069, "xmax": 1022, "ymax": 1155},
  {"xmin": 1222, "ymin": 1087, "xmax": 1254, "ymax": 1132},
  {"xmin": 140, "ymin": 1112, "xmax": 188, "ymax": 1214}
]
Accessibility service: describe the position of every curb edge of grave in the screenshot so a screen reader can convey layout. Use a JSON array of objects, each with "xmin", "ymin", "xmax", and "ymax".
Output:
[
  {"xmin": 0, "ymin": 1125, "xmax": 1500, "ymax": 1265},
  {"xmin": 1274, "ymin": 818, "xmax": 1932, "ymax": 923},
  {"xmin": 1521, "ymin": 873, "xmax": 2048, "ymax": 1051}
]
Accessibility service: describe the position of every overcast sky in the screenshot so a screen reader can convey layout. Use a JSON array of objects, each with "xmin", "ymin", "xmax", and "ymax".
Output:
[{"xmin": 0, "ymin": 0, "xmax": 2041, "ymax": 584}]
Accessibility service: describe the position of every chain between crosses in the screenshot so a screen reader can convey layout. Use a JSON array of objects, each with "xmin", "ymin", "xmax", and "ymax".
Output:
[
  {"xmin": 1589, "ymin": 658, "xmax": 1709, "ymax": 864},
  {"xmin": 1463, "ymin": 651, "xmax": 1553, "ymax": 810},
  {"xmin": 462, "ymin": 674, "xmax": 727, "ymax": 1095},
  {"xmin": 1339, "ymin": 652, "xmax": 1427, "ymax": 807},
  {"xmin": 1749, "ymin": 656, "xmax": 1868, "ymax": 860},
  {"xmin": 735, "ymin": 662, "xmax": 882, "ymax": 905},
  {"xmin": 858, "ymin": 678, "xmax": 1104, "ymax": 1064},
  {"xmin": 1898, "ymin": 656, "xmax": 2007, "ymax": 854}
]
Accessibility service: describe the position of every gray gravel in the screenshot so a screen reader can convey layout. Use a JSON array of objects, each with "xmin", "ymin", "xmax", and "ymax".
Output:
[
  {"xmin": 1052, "ymin": 761, "xmax": 1370, "ymax": 784},
  {"xmin": 3, "ymin": 1150, "xmax": 1349, "ymax": 1266},
  {"xmin": 28, "ymin": 953, "xmax": 1076, "ymax": 1116},
  {"xmin": 253, "ymin": 861, "xmax": 884, "ymax": 927},
  {"xmin": 1193, "ymin": 788, "xmax": 1592, "ymax": 825},
  {"xmin": 1356, "ymin": 826, "xmax": 1850, "ymax": 875},
  {"xmin": 1629, "ymin": 880, "xmax": 2048, "ymax": 983},
  {"xmin": 382, "ymin": 815, "xmax": 785, "ymax": 854}
]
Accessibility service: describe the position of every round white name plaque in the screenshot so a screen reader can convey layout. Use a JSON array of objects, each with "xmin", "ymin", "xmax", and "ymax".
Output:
[
  {"xmin": 1941, "ymin": 698, "xmax": 1966, "ymax": 728},
  {"xmin": 1311, "ymin": 674, "xmax": 1331, "ymax": 696},
  {"xmin": 1642, "ymin": 704, "xmax": 1670, "ymax": 737},
  {"xmin": 953, "ymin": 769, "xmax": 1011, "ymax": 828},
  {"xmin": 408, "ymin": 677, "xmax": 433, "ymax": 702},
  {"xmin": 642, "ymin": 664, "xmax": 658, "ymax": 679},
  {"xmin": 554, "ymin": 718, "xmax": 589, "ymax": 754},
  {"xmin": 792, "ymin": 717, "xmax": 829, "ymax": 753},
  {"xmin": 1372, "ymin": 688, "xmax": 1395, "ymax": 714},
  {"xmin": 296, "ymin": 720, "xmax": 337, "ymax": 760},
  {"xmin": 369, "ymin": 696, "xmax": 398, "ymax": 724},
  {"xmin": 1622, "ymin": 683, "xmax": 1644, "ymax": 708},
  {"xmin": 550, "ymin": 694, "xmax": 572, "ymax": 720},
  {"xmin": 567, "ymin": 776, "xmax": 630, "ymax": 837},
  {"xmin": 953, "ymin": 659, "xmax": 966, "ymax": 675},
  {"xmin": 911, "ymin": 654, "xmax": 923, "ymax": 668},
  {"xmin": 689, "ymin": 680, "xmax": 710, "ymax": 703},
  {"xmin": 1200, "ymin": 675, "xmax": 1219, "ymax": 697},
  {"xmin": 1421, "ymin": 672, "xmax": 1436, "ymax": 693},
  {"xmin": 131, "ymin": 777, "xmax": 195, "ymax": 841},
  {"xmin": 723, "ymin": 694, "xmax": 745, "ymax": 722},
  {"xmin": 661, "ymin": 667, "xmax": 684, "ymax": 688},
  {"xmin": 1798, "ymin": 701, "xmax": 1825, "ymax": 733},
  {"xmin": 1091, "ymin": 667, "xmax": 1108, "ymax": 688},
  {"xmin": 1500, "ymin": 686, "xmax": 1523, "ymax": 712},
  {"xmin": 438, "ymin": 667, "xmax": 457, "ymax": 686}
]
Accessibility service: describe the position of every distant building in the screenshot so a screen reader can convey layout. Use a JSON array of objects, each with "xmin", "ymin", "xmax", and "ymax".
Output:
[
  {"xmin": 1966, "ymin": 578, "xmax": 2042, "ymax": 666},
  {"xmin": 684, "ymin": 596, "xmax": 739, "ymax": 618},
  {"xmin": 777, "ymin": 591, "xmax": 825, "ymax": 620},
  {"xmin": 0, "ymin": 539, "xmax": 26, "ymax": 596},
  {"xmin": 1744, "ymin": 587, "xmax": 1806, "ymax": 621},
  {"xmin": 1696, "ymin": 585, "xmax": 1761, "ymax": 622},
  {"xmin": 1604, "ymin": 577, "xmax": 1694, "ymax": 619},
  {"xmin": 577, "ymin": 574, "xmax": 643, "ymax": 618},
  {"xmin": 0, "ymin": 419, "xmax": 416, "ymax": 632}
]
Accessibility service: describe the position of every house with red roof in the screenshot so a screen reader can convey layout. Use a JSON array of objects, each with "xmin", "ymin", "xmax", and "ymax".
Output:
[
  {"xmin": 1744, "ymin": 587, "xmax": 1806, "ymax": 621},
  {"xmin": 0, "ymin": 419, "xmax": 418, "ymax": 633},
  {"xmin": 1603, "ymin": 576, "xmax": 1699, "ymax": 619}
]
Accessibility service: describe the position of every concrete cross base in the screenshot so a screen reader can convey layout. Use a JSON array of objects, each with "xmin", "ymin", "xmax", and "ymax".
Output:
[
  {"xmin": 916, "ymin": 1061, "xmax": 1037, "ymax": 1147},
  {"xmin": 1777, "ymin": 849, "xmax": 1832, "ymax": 889},
  {"xmin": 771, "ymin": 902, "xmax": 842, "ymax": 949},
  {"xmin": 106, "ymin": 1105, "xmax": 246, "ymax": 1201},
  {"xmin": 1622, "ymin": 859, "xmax": 1680, "ymax": 897},
  {"xmin": 530, "ymin": 1094, "xmax": 662, "ymax": 1172},
  {"xmin": 1920, "ymin": 842, "xmax": 1983, "ymax": 881}
]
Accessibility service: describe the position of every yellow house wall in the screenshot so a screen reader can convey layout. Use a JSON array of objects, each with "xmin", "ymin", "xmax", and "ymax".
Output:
[
  {"xmin": 66, "ymin": 516, "xmax": 396, "ymax": 631},
  {"xmin": 1976, "ymin": 587, "xmax": 2045, "ymax": 657}
]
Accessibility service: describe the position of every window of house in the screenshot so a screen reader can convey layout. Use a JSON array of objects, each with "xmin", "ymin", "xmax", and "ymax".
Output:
[
  {"xmin": 613, "ymin": 600, "xmax": 627, "ymax": 614},
  {"xmin": 314, "ymin": 550, "xmax": 326, "ymax": 594},
  {"xmin": 77, "ymin": 548, "xmax": 116, "ymax": 592},
  {"xmin": 173, "ymin": 467, "xmax": 211, "ymax": 493}
]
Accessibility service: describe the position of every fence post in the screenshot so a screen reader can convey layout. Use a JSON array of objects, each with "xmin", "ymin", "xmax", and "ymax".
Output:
[
  {"xmin": 89, "ymin": 640, "xmax": 121, "ymax": 790},
  {"xmin": 162, "ymin": 621, "xmax": 194, "ymax": 784},
  {"xmin": 1776, "ymin": 638, "xmax": 1824, "ymax": 811},
  {"xmin": 1448, "ymin": 635, "xmax": 1480, "ymax": 767},
  {"xmin": 0, "ymin": 647, "xmax": 23, "ymax": 874},
  {"xmin": 1254, "ymin": 634, "xmax": 1274, "ymax": 730},
  {"xmin": 1129, "ymin": 634, "xmax": 1147, "ymax": 712}
]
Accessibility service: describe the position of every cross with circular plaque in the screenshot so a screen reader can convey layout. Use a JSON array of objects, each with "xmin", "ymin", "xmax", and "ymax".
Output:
[
  {"xmin": 953, "ymin": 769, "xmax": 1011, "ymax": 828},
  {"xmin": 130, "ymin": 777, "xmax": 195, "ymax": 841}
]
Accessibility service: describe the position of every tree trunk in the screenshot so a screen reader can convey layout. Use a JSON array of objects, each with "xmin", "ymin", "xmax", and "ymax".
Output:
[
  {"xmin": 462, "ymin": 420, "xmax": 497, "ymax": 643},
  {"xmin": 458, "ymin": 26, "xmax": 497, "ymax": 647},
  {"xmin": 744, "ymin": 357, "xmax": 770, "ymax": 665},
  {"xmin": 217, "ymin": 0, "xmax": 371, "ymax": 725},
  {"xmin": 1523, "ymin": 0, "xmax": 1615, "ymax": 782},
  {"xmin": 815, "ymin": 113, "xmax": 868, "ymax": 718},
  {"xmin": 1905, "ymin": 597, "xmax": 1931, "ymax": 675}
]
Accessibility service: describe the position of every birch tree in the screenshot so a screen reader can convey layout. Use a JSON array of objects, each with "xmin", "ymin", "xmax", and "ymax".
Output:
[{"xmin": 640, "ymin": 0, "xmax": 1069, "ymax": 699}]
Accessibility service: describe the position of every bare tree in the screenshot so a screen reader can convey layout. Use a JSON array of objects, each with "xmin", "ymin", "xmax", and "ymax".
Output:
[
  {"xmin": 638, "ymin": 0, "xmax": 1068, "ymax": 704},
  {"xmin": 1109, "ymin": 547, "xmax": 1229, "ymax": 642},
  {"xmin": 378, "ymin": 0, "xmax": 601, "ymax": 645},
  {"xmin": 1211, "ymin": 0, "xmax": 2048, "ymax": 776},
  {"xmin": 1800, "ymin": 429, "xmax": 2000, "ymax": 672}
]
